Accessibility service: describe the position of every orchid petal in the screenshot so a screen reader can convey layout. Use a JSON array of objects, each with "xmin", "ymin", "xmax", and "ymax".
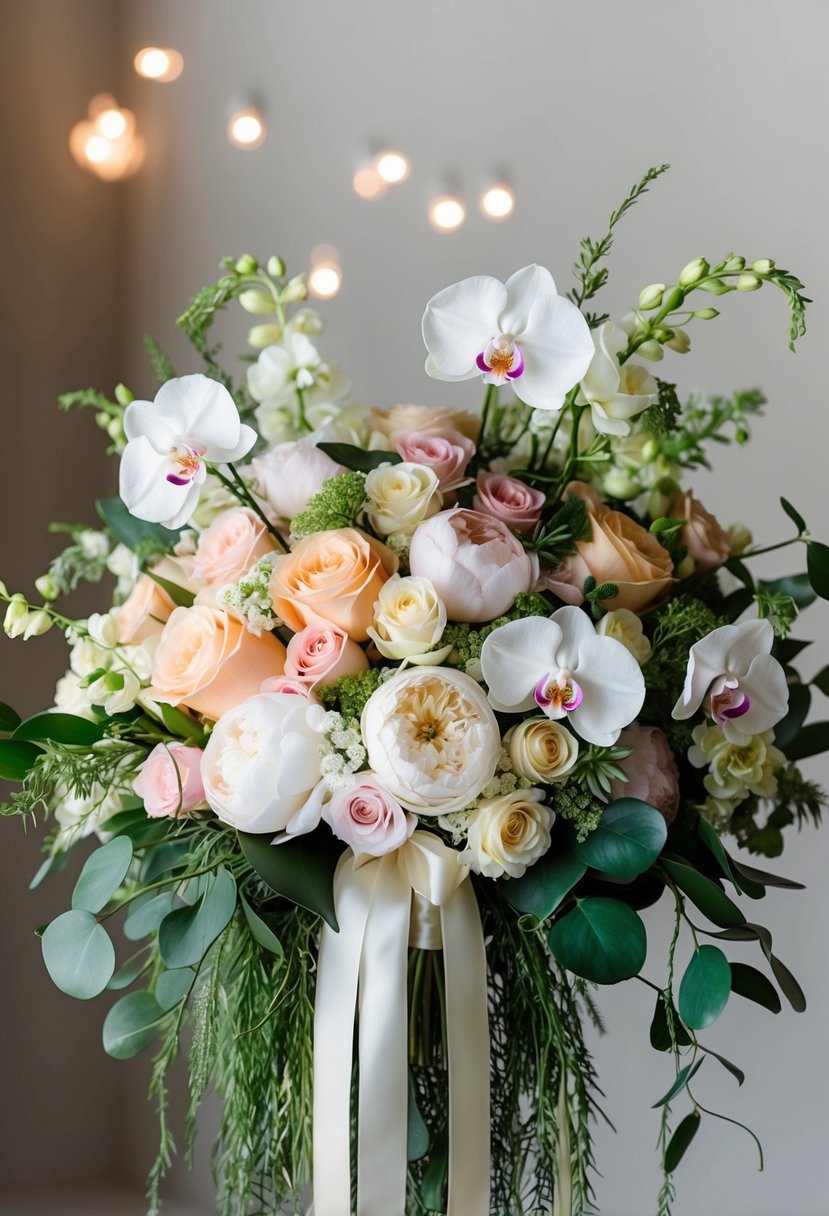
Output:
[
  {"xmin": 722, "ymin": 617, "xmax": 774, "ymax": 673},
  {"xmin": 422, "ymin": 275, "xmax": 507, "ymax": 376},
  {"xmin": 567, "ymin": 634, "xmax": 645, "ymax": 746},
  {"xmin": 550, "ymin": 605, "xmax": 597, "ymax": 670},
  {"xmin": 499, "ymin": 265, "xmax": 558, "ymax": 336},
  {"xmin": 123, "ymin": 400, "xmax": 177, "ymax": 450},
  {"xmin": 208, "ymin": 422, "xmax": 258, "ymax": 464},
  {"xmin": 423, "ymin": 355, "xmax": 480, "ymax": 383},
  {"xmin": 480, "ymin": 616, "xmax": 562, "ymax": 712},
  {"xmin": 673, "ymin": 623, "xmax": 741, "ymax": 719},
  {"xmin": 513, "ymin": 294, "xmax": 595, "ymax": 410},
  {"xmin": 722, "ymin": 653, "xmax": 790, "ymax": 741},
  {"xmin": 152, "ymin": 374, "xmax": 243, "ymax": 452},
  {"xmin": 119, "ymin": 436, "xmax": 196, "ymax": 527}
]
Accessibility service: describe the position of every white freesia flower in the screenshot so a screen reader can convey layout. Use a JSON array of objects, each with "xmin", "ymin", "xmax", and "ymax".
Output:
[
  {"xmin": 422, "ymin": 264, "xmax": 593, "ymax": 411},
  {"xmin": 480, "ymin": 606, "xmax": 645, "ymax": 747},
  {"xmin": 578, "ymin": 321, "xmax": 658, "ymax": 436},
  {"xmin": 461, "ymin": 788, "xmax": 553, "ymax": 879},
  {"xmin": 202, "ymin": 692, "xmax": 328, "ymax": 834},
  {"xmin": 248, "ymin": 331, "xmax": 324, "ymax": 400},
  {"xmin": 87, "ymin": 668, "xmax": 142, "ymax": 715},
  {"xmin": 361, "ymin": 667, "xmax": 501, "ymax": 814},
  {"xmin": 367, "ymin": 574, "xmax": 448, "ymax": 662},
  {"xmin": 672, "ymin": 617, "xmax": 789, "ymax": 742},
  {"xmin": 364, "ymin": 462, "xmax": 442, "ymax": 536},
  {"xmin": 119, "ymin": 374, "xmax": 256, "ymax": 530}
]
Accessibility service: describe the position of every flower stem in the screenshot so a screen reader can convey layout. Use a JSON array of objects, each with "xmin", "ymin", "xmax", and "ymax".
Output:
[
  {"xmin": 741, "ymin": 535, "xmax": 805, "ymax": 559},
  {"xmin": 295, "ymin": 386, "xmax": 312, "ymax": 433},
  {"xmin": 212, "ymin": 463, "xmax": 289, "ymax": 552},
  {"xmin": 479, "ymin": 382, "xmax": 499, "ymax": 450}
]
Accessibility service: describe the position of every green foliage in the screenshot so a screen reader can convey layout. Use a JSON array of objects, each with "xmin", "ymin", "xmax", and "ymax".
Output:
[
  {"xmin": 71, "ymin": 836, "xmax": 133, "ymax": 913},
  {"xmin": 41, "ymin": 909, "xmax": 115, "ymax": 999},
  {"xmin": 664, "ymin": 1111, "xmax": 701, "ymax": 1174},
  {"xmin": 573, "ymin": 798, "xmax": 667, "ymax": 878},
  {"xmin": 290, "ymin": 470, "xmax": 367, "ymax": 537},
  {"xmin": 729, "ymin": 962, "xmax": 781, "ymax": 1014},
  {"xmin": 551, "ymin": 783, "xmax": 605, "ymax": 842},
  {"xmin": 549, "ymin": 897, "xmax": 648, "ymax": 984},
  {"xmin": 754, "ymin": 588, "xmax": 798, "ymax": 638},
  {"xmin": 642, "ymin": 596, "xmax": 725, "ymax": 737},
  {"xmin": 104, "ymin": 990, "xmax": 166, "ymax": 1060},
  {"xmin": 807, "ymin": 539, "xmax": 829, "ymax": 600},
  {"xmin": 317, "ymin": 666, "xmax": 383, "ymax": 721},
  {"xmin": 158, "ymin": 866, "xmax": 237, "ymax": 968},
  {"xmin": 143, "ymin": 334, "xmax": 175, "ymax": 383},
  {"xmin": 317, "ymin": 441, "xmax": 403, "ymax": 472},
  {"xmin": 522, "ymin": 495, "xmax": 592, "ymax": 564},
  {"xmin": 657, "ymin": 388, "xmax": 767, "ymax": 471},
  {"xmin": 582, "ymin": 575, "xmax": 620, "ymax": 619},
  {"xmin": 43, "ymin": 525, "xmax": 110, "ymax": 596},
  {"xmin": 97, "ymin": 495, "xmax": 180, "ymax": 555},
  {"xmin": 58, "ymin": 386, "xmax": 117, "ymax": 415},
  {"xmin": 504, "ymin": 848, "xmax": 587, "ymax": 922},
  {"xmin": 642, "ymin": 379, "xmax": 682, "ymax": 436},
  {"xmin": 678, "ymin": 945, "xmax": 731, "ymax": 1029},
  {"xmin": 443, "ymin": 593, "xmax": 551, "ymax": 671},
  {"xmin": 238, "ymin": 829, "xmax": 341, "ymax": 930},
  {"xmin": 2, "ymin": 737, "xmax": 146, "ymax": 820}
]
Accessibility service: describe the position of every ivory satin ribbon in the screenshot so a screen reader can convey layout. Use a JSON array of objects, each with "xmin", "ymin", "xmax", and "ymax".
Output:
[{"xmin": 312, "ymin": 830, "xmax": 491, "ymax": 1216}]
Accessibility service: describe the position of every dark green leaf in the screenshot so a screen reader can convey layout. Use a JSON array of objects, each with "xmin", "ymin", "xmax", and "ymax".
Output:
[
  {"xmin": 765, "ymin": 951, "xmax": 806, "ymax": 1012},
  {"xmin": 664, "ymin": 1110, "xmax": 701, "ymax": 1173},
  {"xmin": 124, "ymin": 892, "xmax": 176, "ymax": 941},
  {"xmin": 103, "ymin": 991, "xmax": 164, "ymax": 1059},
  {"xmin": 812, "ymin": 665, "xmax": 829, "ymax": 697},
  {"xmin": 97, "ymin": 496, "xmax": 180, "ymax": 552},
  {"xmin": 146, "ymin": 570, "xmax": 195, "ymax": 608},
  {"xmin": 107, "ymin": 945, "xmax": 152, "ymax": 990},
  {"xmin": 760, "ymin": 573, "xmax": 816, "ymax": 609},
  {"xmin": 407, "ymin": 1072, "xmax": 430, "ymax": 1162},
  {"xmin": 699, "ymin": 1045, "xmax": 744, "ymax": 1086},
  {"xmin": 13, "ymin": 712, "xmax": 104, "ymax": 745},
  {"xmin": 317, "ymin": 442, "xmax": 402, "ymax": 472},
  {"xmin": 775, "ymin": 636, "xmax": 811, "ymax": 665},
  {"xmin": 650, "ymin": 992, "xmax": 693, "ymax": 1051},
  {"xmin": 729, "ymin": 962, "xmax": 781, "ymax": 1014},
  {"xmin": 41, "ymin": 909, "xmax": 115, "ymax": 999},
  {"xmin": 652, "ymin": 1058, "xmax": 703, "ymax": 1108},
  {"xmin": 728, "ymin": 859, "xmax": 804, "ymax": 891},
  {"xmin": 72, "ymin": 836, "xmax": 133, "ymax": 913},
  {"xmin": 574, "ymin": 798, "xmax": 667, "ymax": 878},
  {"xmin": 663, "ymin": 860, "xmax": 746, "ymax": 928},
  {"xmin": 239, "ymin": 829, "xmax": 342, "ymax": 931},
  {"xmin": 0, "ymin": 701, "xmax": 22, "ymax": 732},
  {"xmin": 141, "ymin": 841, "xmax": 190, "ymax": 884},
  {"xmin": 420, "ymin": 1132, "xmax": 448, "ymax": 1210},
  {"xmin": 504, "ymin": 849, "xmax": 586, "ymax": 920},
  {"xmin": 679, "ymin": 946, "xmax": 731, "ymax": 1029},
  {"xmin": 784, "ymin": 721, "xmax": 829, "ymax": 762},
  {"xmin": 0, "ymin": 738, "xmax": 42, "ymax": 781},
  {"xmin": 807, "ymin": 540, "xmax": 829, "ymax": 600},
  {"xmin": 159, "ymin": 703, "xmax": 208, "ymax": 744},
  {"xmin": 155, "ymin": 968, "xmax": 194, "ymax": 1009},
  {"xmin": 696, "ymin": 818, "xmax": 742, "ymax": 893},
  {"xmin": 773, "ymin": 682, "xmax": 811, "ymax": 751},
  {"xmin": 549, "ymin": 897, "xmax": 647, "ymax": 984},
  {"xmin": 158, "ymin": 866, "xmax": 236, "ymax": 968},
  {"xmin": 99, "ymin": 806, "xmax": 171, "ymax": 848},
  {"xmin": 240, "ymin": 892, "xmax": 284, "ymax": 958},
  {"xmin": 780, "ymin": 497, "xmax": 807, "ymax": 535}
]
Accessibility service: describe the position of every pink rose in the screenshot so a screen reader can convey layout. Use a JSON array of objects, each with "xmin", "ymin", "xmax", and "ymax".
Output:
[
  {"xmin": 260, "ymin": 675, "xmax": 318, "ymax": 700},
  {"xmin": 325, "ymin": 776, "xmax": 416, "ymax": 856},
  {"xmin": 390, "ymin": 428, "xmax": 475, "ymax": 492},
  {"xmin": 133, "ymin": 742, "xmax": 206, "ymax": 819},
  {"xmin": 285, "ymin": 622, "xmax": 369, "ymax": 687},
  {"xmin": 117, "ymin": 574, "xmax": 175, "ymax": 645},
  {"xmin": 473, "ymin": 472, "xmax": 546, "ymax": 536},
  {"xmin": 409, "ymin": 508, "xmax": 537, "ymax": 623},
  {"xmin": 669, "ymin": 489, "xmax": 731, "ymax": 574},
  {"xmin": 609, "ymin": 724, "xmax": 680, "ymax": 824},
  {"xmin": 194, "ymin": 507, "xmax": 277, "ymax": 586},
  {"xmin": 249, "ymin": 437, "xmax": 345, "ymax": 522}
]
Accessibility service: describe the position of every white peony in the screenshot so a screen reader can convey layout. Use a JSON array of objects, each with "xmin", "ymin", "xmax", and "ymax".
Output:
[
  {"xmin": 367, "ymin": 574, "xmax": 448, "ymax": 662},
  {"xmin": 460, "ymin": 788, "xmax": 553, "ymax": 878},
  {"xmin": 364, "ymin": 462, "xmax": 442, "ymax": 536}
]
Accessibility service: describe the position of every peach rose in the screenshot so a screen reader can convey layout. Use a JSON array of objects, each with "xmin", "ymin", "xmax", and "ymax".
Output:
[
  {"xmin": 269, "ymin": 528, "xmax": 398, "ymax": 642},
  {"xmin": 193, "ymin": 507, "xmax": 277, "ymax": 586},
  {"xmin": 116, "ymin": 574, "xmax": 175, "ymax": 645},
  {"xmin": 285, "ymin": 621, "xmax": 369, "ymax": 687},
  {"xmin": 371, "ymin": 403, "xmax": 481, "ymax": 442},
  {"xmin": 150, "ymin": 603, "xmax": 286, "ymax": 721},
  {"xmin": 609, "ymin": 724, "xmax": 680, "ymax": 824},
  {"xmin": 473, "ymin": 472, "xmax": 546, "ymax": 536},
  {"xmin": 669, "ymin": 489, "xmax": 730, "ymax": 574},
  {"xmin": 133, "ymin": 742, "xmax": 206, "ymax": 819},
  {"xmin": 545, "ymin": 482, "xmax": 674, "ymax": 613},
  {"xmin": 390, "ymin": 428, "xmax": 476, "ymax": 491}
]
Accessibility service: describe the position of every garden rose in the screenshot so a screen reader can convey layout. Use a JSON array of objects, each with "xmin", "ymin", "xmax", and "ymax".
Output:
[
  {"xmin": 259, "ymin": 675, "xmax": 318, "ymax": 700},
  {"xmin": 371, "ymin": 403, "xmax": 481, "ymax": 442},
  {"xmin": 201, "ymin": 692, "xmax": 325, "ymax": 833},
  {"xmin": 364, "ymin": 462, "xmax": 442, "ymax": 536},
  {"xmin": 669, "ymin": 489, "xmax": 731, "ymax": 574},
  {"xmin": 116, "ymin": 574, "xmax": 175, "ymax": 645},
  {"xmin": 150, "ymin": 604, "xmax": 286, "ymax": 721},
  {"xmin": 285, "ymin": 621, "xmax": 369, "ymax": 687},
  {"xmin": 609, "ymin": 724, "xmax": 680, "ymax": 823},
  {"xmin": 367, "ymin": 574, "xmax": 448, "ymax": 662},
  {"xmin": 461, "ymin": 789, "xmax": 553, "ymax": 878},
  {"xmin": 249, "ymin": 435, "xmax": 345, "ymax": 521},
  {"xmin": 390, "ymin": 428, "xmax": 476, "ymax": 492},
  {"xmin": 473, "ymin": 472, "xmax": 546, "ymax": 536},
  {"xmin": 506, "ymin": 718, "xmax": 579, "ymax": 784},
  {"xmin": 361, "ymin": 667, "xmax": 500, "ymax": 814},
  {"xmin": 409, "ymin": 508, "xmax": 537, "ymax": 623},
  {"xmin": 193, "ymin": 507, "xmax": 277, "ymax": 586},
  {"xmin": 325, "ymin": 775, "xmax": 416, "ymax": 856},
  {"xmin": 133, "ymin": 742, "xmax": 206, "ymax": 819},
  {"xmin": 269, "ymin": 528, "xmax": 398, "ymax": 641}
]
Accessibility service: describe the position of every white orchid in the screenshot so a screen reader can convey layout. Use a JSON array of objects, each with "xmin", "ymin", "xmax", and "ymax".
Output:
[
  {"xmin": 672, "ymin": 617, "xmax": 789, "ymax": 742},
  {"xmin": 480, "ymin": 606, "xmax": 646, "ymax": 747},
  {"xmin": 421, "ymin": 264, "xmax": 594, "ymax": 411},
  {"xmin": 119, "ymin": 374, "xmax": 256, "ymax": 530},
  {"xmin": 578, "ymin": 321, "xmax": 658, "ymax": 436}
]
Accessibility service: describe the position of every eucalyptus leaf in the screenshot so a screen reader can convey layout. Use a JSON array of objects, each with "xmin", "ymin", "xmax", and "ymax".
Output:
[
  {"xmin": 664, "ymin": 1111, "xmax": 701, "ymax": 1173},
  {"xmin": 649, "ymin": 992, "xmax": 693, "ymax": 1052},
  {"xmin": 729, "ymin": 962, "xmax": 781, "ymax": 1014},
  {"xmin": 29, "ymin": 850, "xmax": 70, "ymax": 890},
  {"xmin": 652, "ymin": 1058, "xmax": 703, "ymax": 1108},
  {"xmin": 240, "ymin": 893, "xmax": 284, "ymax": 957},
  {"xmin": 504, "ymin": 848, "xmax": 586, "ymax": 921},
  {"xmin": 14, "ymin": 712, "xmax": 104, "ymax": 746},
  {"xmin": 97, "ymin": 495, "xmax": 180, "ymax": 552},
  {"xmin": 102, "ymin": 991, "xmax": 165, "ymax": 1059},
  {"xmin": 107, "ymin": 945, "xmax": 152, "ymax": 991},
  {"xmin": 548, "ymin": 897, "xmax": 647, "ymax": 984},
  {"xmin": 663, "ymin": 860, "xmax": 746, "ymax": 928},
  {"xmin": 158, "ymin": 866, "xmax": 236, "ymax": 968},
  {"xmin": 41, "ymin": 909, "xmax": 115, "ymax": 999},
  {"xmin": 156, "ymin": 968, "xmax": 194, "ymax": 1010},
  {"xmin": 71, "ymin": 836, "xmax": 133, "ymax": 914},
  {"xmin": 0, "ymin": 738, "xmax": 42, "ymax": 781},
  {"xmin": 807, "ymin": 540, "xmax": 829, "ymax": 600},
  {"xmin": 317, "ymin": 442, "xmax": 402, "ymax": 472},
  {"xmin": 573, "ymin": 798, "xmax": 667, "ymax": 878},
  {"xmin": 123, "ymin": 891, "xmax": 176, "ymax": 941},
  {"xmin": 239, "ymin": 828, "xmax": 342, "ymax": 930},
  {"xmin": 679, "ymin": 946, "xmax": 731, "ymax": 1029}
]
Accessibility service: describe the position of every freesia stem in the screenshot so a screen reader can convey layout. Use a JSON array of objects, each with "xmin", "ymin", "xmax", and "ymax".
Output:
[
  {"xmin": 741, "ymin": 535, "xmax": 805, "ymax": 559},
  {"xmin": 295, "ymin": 386, "xmax": 312, "ymax": 433}
]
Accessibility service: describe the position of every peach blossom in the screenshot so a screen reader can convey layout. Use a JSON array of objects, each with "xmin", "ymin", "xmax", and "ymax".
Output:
[
  {"xmin": 473, "ymin": 472, "xmax": 546, "ymax": 535},
  {"xmin": 285, "ymin": 621, "xmax": 369, "ymax": 687},
  {"xmin": 193, "ymin": 507, "xmax": 277, "ymax": 586},
  {"xmin": 133, "ymin": 742, "xmax": 206, "ymax": 819}
]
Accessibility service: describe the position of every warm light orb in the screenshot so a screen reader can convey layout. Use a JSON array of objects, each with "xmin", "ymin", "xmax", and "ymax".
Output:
[
  {"xmin": 308, "ymin": 263, "xmax": 343, "ymax": 299},
  {"xmin": 353, "ymin": 165, "xmax": 387, "ymax": 200},
  {"xmin": 69, "ymin": 95, "xmax": 144, "ymax": 181},
  {"xmin": 428, "ymin": 194, "xmax": 466, "ymax": 233},
  {"xmin": 374, "ymin": 150, "xmax": 410, "ymax": 184},
  {"xmin": 228, "ymin": 108, "xmax": 266, "ymax": 149},
  {"xmin": 96, "ymin": 109, "xmax": 127, "ymax": 140},
  {"xmin": 481, "ymin": 184, "xmax": 515, "ymax": 221},
  {"xmin": 84, "ymin": 134, "xmax": 112, "ymax": 164},
  {"xmin": 134, "ymin": 47, "xmax": 183, "ymax": 82}
]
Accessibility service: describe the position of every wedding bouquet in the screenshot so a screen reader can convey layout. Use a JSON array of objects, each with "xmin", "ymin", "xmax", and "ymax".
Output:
[{"xmin": 3, "ymin": 165, "xmax": 826, "ymax": 1216}]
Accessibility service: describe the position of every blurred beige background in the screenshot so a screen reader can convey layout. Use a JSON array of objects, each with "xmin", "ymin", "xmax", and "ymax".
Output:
[{"xmin": 1, "ymin": 1, "xmax": 827, "ymax": 1213}]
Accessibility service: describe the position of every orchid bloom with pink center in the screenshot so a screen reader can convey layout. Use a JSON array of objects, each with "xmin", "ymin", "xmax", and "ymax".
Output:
[
  {"xmin": 421, "ymin": 265, "xmax": 594, "ymax": 411},
  {"xmin": 480, "ymin": 605, "xmax": 645, "ymax": 747},
  {"xmin": 672, "ymin": 617, "xmax": 789, "ymax": 742}
]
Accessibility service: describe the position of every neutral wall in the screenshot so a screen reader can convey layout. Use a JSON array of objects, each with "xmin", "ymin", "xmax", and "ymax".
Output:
[{"xmin": 3, "ymin": 1, "xmax": 829, "ymax": 1213}]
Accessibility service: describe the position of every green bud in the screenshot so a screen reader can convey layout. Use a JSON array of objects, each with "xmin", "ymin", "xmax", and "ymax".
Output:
[
  {"xmin": 114, "ymin": 383, "xmax": 134, "ymax": 406},
  {"xmin": 95, "ymin": 410, "xmax": 110, "ymax": 429},
  {"xmin": 4, "ymin": 596, "xmax": 28, "ymax": 636},
  {"xmin": 677, "ymin": 555, "xmax": 696, "ymax": 579},
  {"xmin": 736, "ymin": 273, "xmax": 762, "ymax": 292},
  {"xmin": 636, "ymin": 340, "xmax": 664, "ymax": 362},
  {"xmin": 35, "ymin": 574, "xmax": 59, "ymax": 601},
  {"xmin": 641, "ymin": 439, "xmax": 660, "ymax": 463},
  {"xmin": 235, "ymin": 254, "xmax": 258, "ymax": 275},
  {"xmin": 247, "ymin": 323, "xmax": 282, "ymax": 349},
  {"xmin": 238, "ymin": 288, "xmax": 274, "ymax": 315},
  {"xmin": 728, "ymin": 522, "xmax": 753, "ymax": 555},
  {"xmin": 104, "ymin": 670, "xmax": 125, "ymax": 692},
  {"xmin": 603, "ymin": 470, "xmax": 641, "ymax": 501},
  {"xmin": 647, "ymin": 476, "xmax": 680, "ymax": 520},
  {"xmin": 0, "ymin": 580, "xmax": 7, "ymax": 599},
  {"xmin": 735, "ymin": 425, "xmax": 749, "ymax": 443},
  {"xmin": 23, "ymin": 610, "xmax": 53, "ymax": 640},
  {"xmin": 107, "ymin": 418, "xmax": 124, "ymax": 442},
  {"xmin": 267, "ymin": 255, "xmax": 286, "ymax": 278},
  {"xmin": 678, "ymin": 257, "xmax": 709, "ymax": 287},
  {"xmin": 692, "ymin": 307, "xmax": 719, "ymax": 320},
  {"xmin": 637, "ymin": 283, "xmax": 666, "ymax": 310},
  {"xmin": 724, "ymin": 256, "xmax": 746, "ymax": 273},
  {"xmin": 750, "ymin": 258, "xmax": 775, "ymax": 274},
  {"xmin": 665, "ymin": 328, "xmax": 691, "ymax": 354},
  {"xmin": 696, "ymin": 278, "xmax": 734, "ymax": 295},
  {"xmin": 280, "ymin": 274, "xmax": 308, "ymax": 303},
  {"xmin": 661, "ymin": 286, "xmax": 685, "ymax": 312},
  {"xmin": 652, "ymin": 327, "xmax": 673, "ymax": 343}
]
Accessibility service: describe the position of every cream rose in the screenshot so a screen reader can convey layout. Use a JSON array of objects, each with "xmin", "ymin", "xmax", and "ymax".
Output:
[
  {"xmin": 150, "ymin": 604, "xmax": 286, "ymax": 721},
  {"xmin": 461, "ymin": 789, "xmax": 553, "ymax": 879},
  {"xmin": 609, "ymin": 725, "xmax": 680, "ymax": 823},
  {"xmin": 285, "ymin": 621, "xmax": 369, "ymax": 687},
  {"xmin": 668, "ymin": 489, "xmax": 731, "ymax": 574},
  {"xmin": 506, "ymin": 718, "xmax": 579, "ymax": 784},
  {"xmin": 361, "ymin": 667, "xmax": 500, "ymax": 814},
  {"xmin": 325, "ymin": 775, "xmax": 416, "ymax": 856},
  {"xmin": 367, "ymin": 574, "xmax": 448, "ymax": 662},
  {"xmin": 269, "ymin": 528, "xmax": 398, "ymax": 642},
  {"xmin": 409, "ymin": 508, "xmax": 537, "ymax": 623},
  {"xmin": 193, "ymin": 507, "xmax": 277, "ymax": 586},
  {"xmin": 597, "ymin": 608, "xmax": 652, "ymax": 665},
  {"xmin": 364, "ymin": 462, "xmax": 442, "ymax": 536},
  {"xmin": 133, "ymin": 742, "xmax": 206, "ymax": 819},
  {"xmin": 201, "ymin": 692, "xmax": 324, "ymax": 833},
  {"xmin": 371, "ymin": 403, "xmax": 481, "ymax": 442},
  {"xmin": 116, "ymin": 574, "xmax": 175, "ymax": 645}
]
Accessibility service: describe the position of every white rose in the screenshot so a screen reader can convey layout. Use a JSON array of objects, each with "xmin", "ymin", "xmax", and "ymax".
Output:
[
  {"xmin": 367, "ymin": 575, "xmax": 448, "ymax": 662},
  {"xmin": 506, "ymin": 718, "xmax": 579, "ymax": 784},
  {"xmin": 364, "ymin": 462, "xmax": 442, "ymax": 536},
  {"xmin": 361, "ymin": 668, "xmax": 500, "ymax": 814},
  {"xmin": 202, "ymin": 692, "xmax": 326, "ymax": 833},
  {"xmin": 597, "ymin": 608, "xmax": 652, "ymax": 665},
  {"xmin": 461, "ymin": 788, "xmax": 553, "ymax": 879}
]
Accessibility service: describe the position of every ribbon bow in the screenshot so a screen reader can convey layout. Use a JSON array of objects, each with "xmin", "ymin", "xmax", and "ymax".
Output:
[{"xmin": 313, "ymin": 830, "xmax": 491, "ymax": 1216}]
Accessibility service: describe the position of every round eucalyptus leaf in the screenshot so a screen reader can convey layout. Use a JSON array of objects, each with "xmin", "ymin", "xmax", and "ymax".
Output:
[
  {"xmin": 574, "ymin": 799, "xmax": 667, "ymax": 878},
  {"xmin": 41, "ymin": 909, "xmax": 115, "ymax": 1000},
  {"xmin": 158, "ymin": 866, "xmax": 237, "ymax": 969},
  {"xmin": 679, "ymin": 945, "xmax": 732, "ymax": 1029},
  {"xmin": 103, "ymin": 991, "xmax": 164, "ymax": 1059},
  {"xmin": 156, "ymin": 968, "xmax": 194, "ymax": 1010},
  {"xmin": 71, "ymin": 836, "xmax": 133, "ymax": 914},
  {"xmin": 548, "ymin": 897, "xmax": 647, "ymax": 984},
  {"xmin": 123, "ymin": 891, "xmax": 176, "ymax": 941}
]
